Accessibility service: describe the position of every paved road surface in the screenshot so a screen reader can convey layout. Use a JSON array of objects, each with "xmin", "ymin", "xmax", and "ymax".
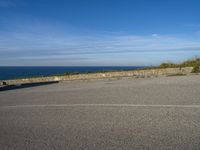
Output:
[{"xmin": 1, "ymin": 75, "xmax": 200, "ymax": 150}]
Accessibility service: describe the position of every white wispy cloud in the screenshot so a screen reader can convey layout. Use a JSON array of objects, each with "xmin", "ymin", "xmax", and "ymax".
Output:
[{"xmin": 0, "ymin": 21, "xmax": 200, "ymax": 65}]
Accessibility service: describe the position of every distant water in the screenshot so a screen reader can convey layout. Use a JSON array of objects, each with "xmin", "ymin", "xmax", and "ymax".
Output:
[{"xmin": 0, "ymin": 66, "xmax": 144, "ymax": 80}]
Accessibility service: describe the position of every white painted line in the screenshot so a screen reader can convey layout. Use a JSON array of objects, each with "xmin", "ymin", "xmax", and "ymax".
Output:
[{"xmin": 1, "ymin": 104, "xmax": 200, "ymax": 109}]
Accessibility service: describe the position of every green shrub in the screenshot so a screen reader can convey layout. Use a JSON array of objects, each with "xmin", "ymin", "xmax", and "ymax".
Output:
[
  {"xmin": 180, "ymin": 58, "xmax": 200, "ymax": 68},
  {"xmin": 159, "ymin": 63, "xmax": 178, "ymax": 68},
  {"xmin": 192, "ymin": 65, "xmax": 200, "ymax": 73},
  {"xmin": 159, "ymin": 57, "xmax": 200, "ymax": 69}
]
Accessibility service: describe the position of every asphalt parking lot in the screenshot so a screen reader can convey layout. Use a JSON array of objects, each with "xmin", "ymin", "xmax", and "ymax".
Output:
[{"xmin": 1, "ymin": 75, "xmax": 200, "ymax": 150}]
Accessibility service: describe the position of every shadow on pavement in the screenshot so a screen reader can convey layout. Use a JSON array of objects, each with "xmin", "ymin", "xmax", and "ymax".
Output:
[{"xmin": 0, "ymin": 81, "xmax": 59, "ymax": 92}]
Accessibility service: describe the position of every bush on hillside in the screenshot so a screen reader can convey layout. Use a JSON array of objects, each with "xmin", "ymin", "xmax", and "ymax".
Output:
[
  {"xmin": 159, "ymin": 63, "xmax": 178, "ymax": 68},
  {"xmin": 159, "ymin": 57, "xmax": 200, "ymax": 73},
  {"xmin": 192, "ymin": 65, "xmax": 200, "ymax": 73}
]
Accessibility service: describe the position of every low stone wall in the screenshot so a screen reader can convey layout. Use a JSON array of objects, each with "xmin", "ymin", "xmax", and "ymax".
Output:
[{"xmin": 0, "ymin": 67, "xmax": 193, "ymax": 86}]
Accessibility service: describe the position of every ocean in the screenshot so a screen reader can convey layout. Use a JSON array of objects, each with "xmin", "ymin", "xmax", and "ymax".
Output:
[{"xmin": 0, "ymin": 66, "xmax": 144, "ymax": 80}]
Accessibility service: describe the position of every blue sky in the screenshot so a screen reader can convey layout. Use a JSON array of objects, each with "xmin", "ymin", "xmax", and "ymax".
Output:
[{"xmin": 0, "ymin": 0, "xmax": 200, "ymax": 66}]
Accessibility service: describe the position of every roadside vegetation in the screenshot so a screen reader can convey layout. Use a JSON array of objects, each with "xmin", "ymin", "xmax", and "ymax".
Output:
[
  {"xmin": 159, "ymin": 57, "xmax": 200, "ymax": 73},
  {"xmin": 4, "ymin": 58, "xmax": 199, "ymax": 81}
]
